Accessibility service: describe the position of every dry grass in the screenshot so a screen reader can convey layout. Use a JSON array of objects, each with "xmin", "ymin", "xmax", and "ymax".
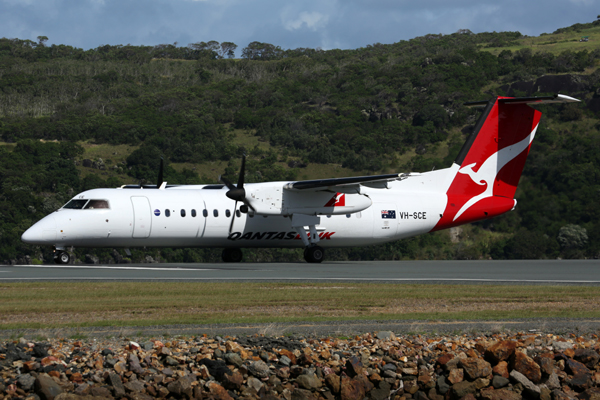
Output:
[{"xmin": 1, "ymin": 282, "xmax": 599, "ymax": 329}]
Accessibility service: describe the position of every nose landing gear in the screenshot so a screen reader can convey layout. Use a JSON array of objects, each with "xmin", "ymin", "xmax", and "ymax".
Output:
[{"xmin": 54, "ymin": 250, "xmax": 71, "ymax": 264}]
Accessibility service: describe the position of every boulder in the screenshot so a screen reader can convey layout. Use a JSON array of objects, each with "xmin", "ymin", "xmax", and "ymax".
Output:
[
  {"xmin": 460, "ymin": 357, "xmax": 492, "ymax": 380},
  {"xmin": 512, "ymin": 351, "xmax": 542, "ymax": 383},
  {"xmin": 34, "ymin": 374, "xmax": 64, "ymax": 400},
  {"xmin": 485, "ymin": 340, "xmax": 517, "ymax": 363}
]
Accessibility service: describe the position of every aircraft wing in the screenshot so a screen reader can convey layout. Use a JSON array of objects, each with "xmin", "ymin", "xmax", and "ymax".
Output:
[{"xmin": 284, "ymin": 173, "xmax": 405, "ymax": 191}]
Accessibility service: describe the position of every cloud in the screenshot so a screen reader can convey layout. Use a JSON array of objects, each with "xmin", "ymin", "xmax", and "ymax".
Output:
[{"xmin": 283, "ymin": 11, "xmax": 329, "ymax": 32}]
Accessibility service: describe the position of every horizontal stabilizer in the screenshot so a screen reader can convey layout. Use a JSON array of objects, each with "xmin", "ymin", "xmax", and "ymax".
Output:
[{"xmin": 464, "ymin": 94, "xmax": 580, "ymax": 107}]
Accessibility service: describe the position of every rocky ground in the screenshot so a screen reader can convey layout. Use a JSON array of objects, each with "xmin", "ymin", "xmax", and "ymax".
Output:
[{"xmin": 1, "ymin": 330, "xmax": 600, "ymax": 400}]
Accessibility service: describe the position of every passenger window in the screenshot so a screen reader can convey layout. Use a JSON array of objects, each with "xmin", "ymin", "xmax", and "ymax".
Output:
[
  {"xmin": 181, "ymin": 209, "xmax": 186, "ymax": 217},
  {"xmin": 203, "ymin": 209, "xmax": 208, "ymax": 217},
  {"xmin": 213, "ymin": 209, "xmax": 219, "ymax": 217},
  {"xmin": 226, "ymin": 209, "xmax": 231, "ymax": 217},
  {"xmin": 236, "ymin": 210, "xmax": 241, "ymax": 218},
  {"xmin": 84, "ymin": 200, "xmax": 109, "ymax": 209},
  {"xmin": 192, "ymin": 209, "xmax": 197, "ymax": 217},
  {"xmin": 165, "ymin": 209, "xmax": 171, "ymax": 217}
]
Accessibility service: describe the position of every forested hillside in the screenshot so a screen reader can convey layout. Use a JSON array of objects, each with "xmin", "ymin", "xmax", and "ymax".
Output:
[{"xmin": 1, "ymin": 20, "xmax": 600, "ymax": 263}]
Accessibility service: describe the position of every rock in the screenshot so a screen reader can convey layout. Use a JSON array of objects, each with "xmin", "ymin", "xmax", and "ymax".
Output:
[
  {"xmin": 513, "ymin": 351, "xmax": 542, "ymax": 383},
  {"xmin": 34, "ymin": 374, "xmax": 64, "ymax": 400},
  {"xmin": 325, "ymin": 373, "xmax": 341, "ymax": 394},
  {"xmin": 296, "ymin": 373, "xmax": 321, "ymax": 391},
  {"xmin": 107, "ymin": 372, "xmax": 126, "ymax": 398},
  {"xmin": 370, "ymin": 381, "xmax": 391, "ymax": 400},
  {"xmin": 280, "ymin": 355, "xmax": 292, "ymax": 366},
  {"xmin": 576, "ymin": 387, "xmax": 600, "ymax": 400},
  {"xmin": 553, "ymin": 341, "xmax": 574, "ymax": 351},
  {"xmin": 480, "ymin": 388, "xmax": 521, "ymax": 400},
  {"xmin": 414, "ymin": 391, "xmax": 429, "ymax": 400},
  {"xmin": 451, "ymin": 380, "xmax": 476, "ymax": 398},
  {"xmin": 18, "ymin": 373, "xmax": 36, "ymax": 391},
  {"xmin": 247, "ymin": 376, "xmax": 264, "ymax": 392},
  {"xmin": 340, "ymin": 375, "xmax": 373, "ymax": 400},
  {"xmin": 128, "ymin": 353, "xmax": 144, "ymax": 375},
  {"xmin": 124, "ymin": 380, "xmax": 145, "ymax": 392},
  {"xmin": 248, "ymin": 360, "xmax": 270, "ymax": 378},
  {"xmin": 376, "ymin": 331, "xmax": 395, "ymax": 340},
  {"xmin": 164, "ymin": 355, "xmax": 179, "ymax": 366},
  {"xmin": 492, "ymin": 361, "xmax": 509, "ymax": 378},
  {"xmin": 437, "ymin": 375, "xmax": 450, "ymax": 395},
  {"xmin": 168, "ymin": 376, "xmax": 193, "ymax": 397},
  {"xmin": 84, "ymin": 254, "xmax": 99, "ymax": 264},
  {"xmin": 492, "ymin": 375, "xmax": 509, "ymax": 389},
  {"xmin": 345, "ymin": 355, "xmax": 364, "ymax": 377},
  {"xmin": 545, "ymin": 372, "xmax": 560, "ymax": 390},
  {"xmin": 574, "ymin": 349, "xmax": 600, "ymax": 369},
  {"xmin": 448, "ymin": 368, "xmax": 464, "ymax": 384},
  {"xmin": 224, "ymin": 352, "xmax": 244, "ymax": 367},
  {"xmin": 485, "ymin": 340, "xmax": 517, "ymax": 363},
  {"xmin": 222, "ymin": 370, "xmax": 243, "ymax": 390},
  {"xmin": 292, "ymin": 388, "xmax": 317, "ymax": 400},
  {"xmin": 460, "ymin": 357, "xmax": 492, "ymax": 380},
  {"xmin": 509, "ymin": 370, "xmax": 540, "ymax": 398},
  {"xmin": 538, "ymin": 356, "xmax": 555, "ymax": 375},
  {"xmin": 207, "ymin": 381, "xmax": 234, "ymax": 400},
  {"xmin": 564, "ymin": 358, "xmax": 592, "ymax": 391},
  {"xmin": 551, "ymin": 389, "xmax": 577, "ymax": 400},
  {"xmin": 90, "ymin": 386, "xmax": 112, "ymax": 398}
]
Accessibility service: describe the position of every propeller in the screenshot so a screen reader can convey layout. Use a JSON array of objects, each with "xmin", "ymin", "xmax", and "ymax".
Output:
[{"xmin": 220, "ymin": 155, "xmax": 255, "ymax": 233}]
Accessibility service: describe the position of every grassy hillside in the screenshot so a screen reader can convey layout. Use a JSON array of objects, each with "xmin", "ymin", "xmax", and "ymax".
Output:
[{"xmin": 1, "ymin": 20, "xmax": 599, "ymax": 263}]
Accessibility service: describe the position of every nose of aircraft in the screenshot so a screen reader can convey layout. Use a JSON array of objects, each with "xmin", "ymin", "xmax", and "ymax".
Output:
[{"xmin": 21, "ymin": 214, "xmax": 57, "ymax": 245}]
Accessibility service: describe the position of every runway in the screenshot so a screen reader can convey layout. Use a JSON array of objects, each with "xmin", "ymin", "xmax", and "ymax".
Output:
[{"xmin": 1, "ymin": 259, "xmax": 599, "ymax": 284}]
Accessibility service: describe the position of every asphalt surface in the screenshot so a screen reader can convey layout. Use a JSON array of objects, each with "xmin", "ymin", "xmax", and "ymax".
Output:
[{"xmin": 1, "ymin": 259, "xmax": 599, "ymax": 284}]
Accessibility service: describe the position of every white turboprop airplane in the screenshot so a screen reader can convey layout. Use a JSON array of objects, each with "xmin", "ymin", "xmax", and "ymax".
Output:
[{"xmin": 21, "ymin": 94, "xmax": 579, "ymax": 264}]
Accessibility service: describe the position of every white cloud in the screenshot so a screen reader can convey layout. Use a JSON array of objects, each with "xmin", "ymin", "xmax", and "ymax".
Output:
[{"xmin": 283, "ymin": 11, "xmax": 328, "ymax": 31}]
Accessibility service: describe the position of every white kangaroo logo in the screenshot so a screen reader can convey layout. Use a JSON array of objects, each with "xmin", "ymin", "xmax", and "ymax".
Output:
[{"xmin": 453, "ymin": 124, "xmax": 539, "ymax": 221}]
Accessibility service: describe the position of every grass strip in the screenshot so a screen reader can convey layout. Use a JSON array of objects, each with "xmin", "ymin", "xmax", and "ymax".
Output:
[{"xmin": 1, "ymin": 282, "xmax": 599, "ymax": 329}]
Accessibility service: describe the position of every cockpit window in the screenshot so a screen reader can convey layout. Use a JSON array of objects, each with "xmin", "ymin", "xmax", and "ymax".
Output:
[
  {"xmin": 84, "ymin": 200, "xmax": 109, "ymax": 209},
  {"xmin": 62, "ymin": 199, "xmax": 88, "ymax": 209}
]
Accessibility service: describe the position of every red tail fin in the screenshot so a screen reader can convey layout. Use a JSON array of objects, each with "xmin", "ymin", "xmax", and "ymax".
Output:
[{"xmin": 432, "ymin": 94, "xmax": 578, "ymax": 231}]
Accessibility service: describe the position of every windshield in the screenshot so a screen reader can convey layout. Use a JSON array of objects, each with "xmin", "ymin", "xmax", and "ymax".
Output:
[
  {"xmin": 62, "ymin": 199, "xmax": 89, "ymax": 209},
  {"xmin": 84, "ymin": 200, "xmax": 109, "ymax": 209}
]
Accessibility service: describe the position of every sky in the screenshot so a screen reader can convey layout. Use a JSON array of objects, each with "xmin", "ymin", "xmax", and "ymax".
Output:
[{"xmin": 0, "ymin": 0, "xmax": 597, "ymax": 54}]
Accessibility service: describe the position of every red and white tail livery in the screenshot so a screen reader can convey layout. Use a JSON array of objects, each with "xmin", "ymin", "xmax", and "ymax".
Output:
[{"xmin": 21, "ymin": 94, "xmax": 579, "ymax": 263}]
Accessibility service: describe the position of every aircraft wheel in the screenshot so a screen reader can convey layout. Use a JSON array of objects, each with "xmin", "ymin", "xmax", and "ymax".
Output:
[
  {"xmin": 222, "ymin": 248, "xmax": 243, "ymax": 263},
  {"xmin": 55, "ymin": 251, "xmax": 70, "ymax": 264},
  {"xmin": 304, "ymin": 246, "xmax": 324, "ymax": 263}
]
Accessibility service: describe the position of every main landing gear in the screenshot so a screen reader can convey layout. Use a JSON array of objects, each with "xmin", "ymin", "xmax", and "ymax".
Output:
[
  {"xmin": 222, "ymin": 248, "xmax": 243, "ymax": 263},
  {"xmin": 304, "ymin": 246, "xmax": 324, "ymax": 263}
]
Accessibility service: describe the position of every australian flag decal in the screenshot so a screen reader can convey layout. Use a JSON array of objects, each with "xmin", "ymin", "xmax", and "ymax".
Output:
[{"xmin": 381, "ymin": 210, "xmax": 396, "ymax": 219}]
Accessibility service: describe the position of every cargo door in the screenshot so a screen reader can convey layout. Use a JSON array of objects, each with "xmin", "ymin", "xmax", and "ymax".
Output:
[{"xmin": 372, "ymin": 203, "xmax": 398, "ymax": 238}]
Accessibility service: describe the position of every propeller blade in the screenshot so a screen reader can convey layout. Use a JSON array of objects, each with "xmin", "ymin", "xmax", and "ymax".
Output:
[
  {"xmin": 229, "ymin": 201, "xmax": 238, "ymax": 234},
  {"xmin": 220, "ymin": 176, "xmax": 236, "ymax": 191},
  {"xmin": 237, "ymin": 154, "xmax": 246, "ymax": 188},
  {"xmin": 157, "ymin": 157, "xmax": 164, "ymax": 188}
]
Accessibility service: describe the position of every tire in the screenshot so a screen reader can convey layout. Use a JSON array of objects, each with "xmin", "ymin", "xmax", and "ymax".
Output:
[
  {"xmin": 304, "ymin": 246, "xmax": 324, "ymax": 263},
  {"xmin": 55, "ymin": 251, "xmax": 70, "ymax": 264},
  {"xmin": 222, "ymin": 248, "xmax": 243, "ymax": 263}
]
